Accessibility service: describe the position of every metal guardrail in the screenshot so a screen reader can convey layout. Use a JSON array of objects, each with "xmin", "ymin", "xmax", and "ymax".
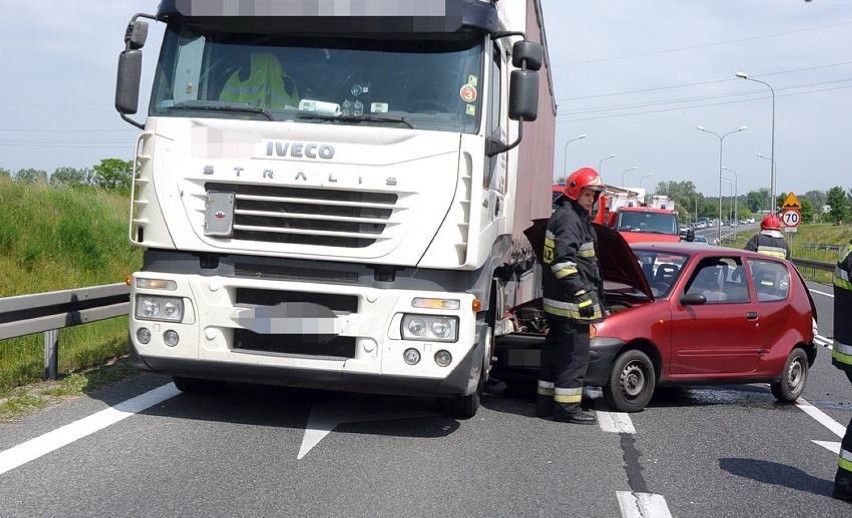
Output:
[
  {"xmin": 0, "ymin": 283, "xmax": 130, "ymax": 380},
  {"xmin": 801, "ymin": 243, "xmax": 843, "ymax": 252},
  {"xmin": 792, "ymin": 258, "xmax": 835, "ymax": 278}
]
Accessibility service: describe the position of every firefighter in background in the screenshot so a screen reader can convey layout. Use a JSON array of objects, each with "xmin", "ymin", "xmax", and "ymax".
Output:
[
  {"xmin": 537, "ymin": 167, "xmax": 606, "ymax": 424},
  {"xmin": 832, "ymin": 238, "xmax": 852, "ymax": 503},
  {"xmin": 744, "ymin": 214, "xmax": 791, "ymax": 260}
]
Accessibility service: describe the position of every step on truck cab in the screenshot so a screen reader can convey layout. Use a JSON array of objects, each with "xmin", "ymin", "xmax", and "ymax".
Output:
[{"xmin": 115, "ymin": 0, "xmax": 556, "ymax": 418}]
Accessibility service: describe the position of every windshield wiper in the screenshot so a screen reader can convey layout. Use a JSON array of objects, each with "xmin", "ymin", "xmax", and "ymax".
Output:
[
  {"xmin": 166, "ymin": 102, "xmax": 274, "ymax": 121},
  {"xmin": 297, "ymin": 112, "xmax": 415, "ymax": 129}
]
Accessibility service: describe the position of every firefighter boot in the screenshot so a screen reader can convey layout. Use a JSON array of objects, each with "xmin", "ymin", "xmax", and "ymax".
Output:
[
  {"xmin": 552, "ymin": 403, "xmax": 596, "ymax": 425},
  {"xmin": 834, "ymin": 471, "xmax": 852, "ymax": 503},
  {"xmin": 535, "ymin": 394, "xmax": 553, "ymax": 418}
]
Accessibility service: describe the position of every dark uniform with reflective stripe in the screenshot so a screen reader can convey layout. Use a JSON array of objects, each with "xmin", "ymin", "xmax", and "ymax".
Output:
[
  {"xmin": 538, "ymin": 197, "xmax": 605, "ymax": 420},
  {"xmin": 744, "ymin": 230, "xmax": 791, "ymax": 260},
  {"xmin": 833, "ymin": 240, "xmax": 852, "ymax": 502}
]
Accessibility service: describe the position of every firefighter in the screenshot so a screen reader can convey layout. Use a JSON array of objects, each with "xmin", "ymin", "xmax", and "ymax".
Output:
[
  {"xmin": 537, "ymin": 167, "xmax": 606, "ymax": 424},
  {"xmin": 744, "ymin": 214, "xmax": 791, "ymax": 260},
  {"xmin": 832, "ymin": 238, "xmax": 852, "ymax": 503}
]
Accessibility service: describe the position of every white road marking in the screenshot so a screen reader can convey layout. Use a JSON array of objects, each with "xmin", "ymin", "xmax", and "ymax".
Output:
[
  {"xmin": 809, "ymin": 288, "xmax": 834, "ymax": 298},
  {"xmin": 585, "ymin": 388, "xmax": 636, "ymax": 434},
  {"xmin": 299, "ymin": 396, "xmax": 435, "ymax": 460},
  {"xmin": 617, "ymin": 491, "xmax": 673, "ymax": 518},
  {"xmin": 812, "ymin": 440, "xmax": 842, "ymax": 454},
  {"xmin": 795, "ymin": 397, "xmax": 847, "ymax": 438},
  {"xmin": 0, "ymin": 383, "xmax": 180, "ymax": 476}
]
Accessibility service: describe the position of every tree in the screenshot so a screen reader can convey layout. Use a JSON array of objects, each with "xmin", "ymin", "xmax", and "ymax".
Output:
[
  {"xmin": 745, "ymin": 188, "xmax": 770, "ymax": 213},
  {"xmin": 800, "ymin": 198, "xmax": 815, "ymax": 224},
  {"xmin": 15, "ymin": 168, "xmax": 48, "ymax": 184},
  {"xmin": 92, "ymin": 158, "xmax": 133, "ymax": 192},
  {"xmin": 51, "ymin": 166, "xmax": 91, "ymax": 186},
  {"xmin": 803, "ymin": 190, "xmax": 826, "ymax": 210},
  {"xmin": 653, "ymin": 180, "xmax": 699, "ymax": 219},
  {"xmin": 826, "ymin": 185, "xmax": 848, "ymax": 225},
  {"xmin": 0, "ymin": 167, "xmax": 10, "ymax": 179}
]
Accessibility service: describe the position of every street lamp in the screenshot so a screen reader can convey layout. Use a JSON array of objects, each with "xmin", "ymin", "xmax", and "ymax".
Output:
[
  {"xmin": 599, "ymin": 154, "xmax": 616, "ymax": 174},
  {"xmin": 756, "ymin": 153, "xmax": 776, "ymax": 212},
  {"xmin": 697, "ymin": 124, "xmax": 748, "ymax": 243},
  {"xmin": 722, "ymin": 177, "xmax": 733, "ymax": 224},
  {"xmin": 563, "ymin": 134, "xmax": 587, "ymax": 176},
  {"xmin": 640, "ymin": 173, "xmax": 655, "ymax": 189},
  {"xmin": 736, "ymin": 72, "xmax": 776, "ymax": 215},
  {"xmin": 722, "ymin": 166, "xmax": 738, "ymax": 229},
  {"xmin": 621, "ymin": 166, "xmax": 638, "ymax": 187}
]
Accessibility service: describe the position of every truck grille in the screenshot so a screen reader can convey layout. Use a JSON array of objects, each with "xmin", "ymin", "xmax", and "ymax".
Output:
[
  {"xmin": 233, "ymin": 329, "xmax": 356, "ymax": 359},
  {"xmin": 205, "ymin": 182, "xmax": 397, "ymax": 248}
]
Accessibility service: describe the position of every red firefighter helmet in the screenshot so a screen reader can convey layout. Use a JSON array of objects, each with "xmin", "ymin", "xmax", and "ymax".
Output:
[
  {"xmin": 761, "ymin": 214, "xmax": 782, "ymax": 231},
  {"xmin": 563, "ymin": 167, "xmax": 605, "ymax": 201}
]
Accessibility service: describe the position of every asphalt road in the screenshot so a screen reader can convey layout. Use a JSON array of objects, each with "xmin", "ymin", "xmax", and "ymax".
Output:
[{"xmin": 0, "ymin": 280, "xmax": 849, "ymax": 517}]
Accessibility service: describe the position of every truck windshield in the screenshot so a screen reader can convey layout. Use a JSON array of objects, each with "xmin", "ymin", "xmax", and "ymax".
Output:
[
  {"xmin": 150, "ymin": 23, "xmax": 484, "ymax": 133},
  {"xmin": 617, "ymin": 212, "xmax": 678, "ymax": 235}
]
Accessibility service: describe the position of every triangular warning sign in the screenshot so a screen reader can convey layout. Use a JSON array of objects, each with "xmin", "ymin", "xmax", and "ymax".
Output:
[{"xmin": 782, "ymin": 192, "xmax": 801, "ymax": 210}]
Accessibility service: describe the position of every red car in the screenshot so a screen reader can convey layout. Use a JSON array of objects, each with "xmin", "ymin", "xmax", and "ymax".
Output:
[{"xmin": 500, "ymin": 224, "xmax": 817, "ymax": 412}]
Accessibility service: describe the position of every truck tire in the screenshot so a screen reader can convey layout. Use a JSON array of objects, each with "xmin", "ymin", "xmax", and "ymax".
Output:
[
  {"xmin": 173, "ymin": 376, "xmax": 225, "ymax": 395},
  {"xmin": 437, "ymin": 364, "xmax": 485, "ymax": 420},
  {"xmin": 770, "ymin": 348, "xmax": 808, "ymax": 402},
  {"xmin": 603, "ymin": 349, "xmax": 655, "ymax": 413}
]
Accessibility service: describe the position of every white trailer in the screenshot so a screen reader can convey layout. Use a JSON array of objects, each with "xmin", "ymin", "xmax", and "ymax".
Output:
[{"xmin": 115, "ymin": 0, "xmax": 556, "ymax": 418}]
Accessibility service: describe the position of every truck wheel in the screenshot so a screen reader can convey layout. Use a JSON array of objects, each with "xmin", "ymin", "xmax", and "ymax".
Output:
[
  {"xmin": 770, "ymin": 348, "xmax": 808, "ymax": 402},
  {"xmin": 173, "ymin": 376, "xmax": 225, "ymax": 395},
  {"xmin": 437, "ymin": 365, "xmax": 484, "ymax": 419},
  {"xmin": 603, "ymin": 350, "xmax": 655, "ymax": 413}
]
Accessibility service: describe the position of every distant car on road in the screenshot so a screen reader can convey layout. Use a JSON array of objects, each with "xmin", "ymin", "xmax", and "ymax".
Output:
[
  {"xmin": 501, "ymin": 225, "xmax": 817, "ymax": 413},
  {"xmin": 693, "ymin": 235, "xmax": 708, "ymax": 244}
]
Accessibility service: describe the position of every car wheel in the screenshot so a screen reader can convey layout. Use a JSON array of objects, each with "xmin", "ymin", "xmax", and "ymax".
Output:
[
  {"xmin": 603, "ymin": 350, "xmax": 656, "ymax": 413},
  {"xmin": 770, "ymin": 348, "xmax": 808, "ymax": 402},
  {"xmin": 173, "ymin": 376, "xmax": 225, "ymax": 395}
]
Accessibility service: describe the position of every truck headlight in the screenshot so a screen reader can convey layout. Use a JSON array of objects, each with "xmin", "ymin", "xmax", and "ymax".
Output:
[
  {"xmin": 401, "ymin": 315, "xmax": 458, "ymax": 342},
  {"xmin": 135, "ymin": 295, "xmax": 185, "ymax": 322}
]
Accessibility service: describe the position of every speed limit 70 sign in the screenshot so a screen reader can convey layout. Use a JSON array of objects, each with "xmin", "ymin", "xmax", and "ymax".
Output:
[{"xmin": 781, "ymin": 209, "xmax": 801, "ymax": 228}]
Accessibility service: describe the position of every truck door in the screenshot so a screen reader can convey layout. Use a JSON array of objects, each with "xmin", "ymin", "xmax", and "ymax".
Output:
[{"xmin": 484, "ymin": 41, "xmax": 507, "ymax": 224}]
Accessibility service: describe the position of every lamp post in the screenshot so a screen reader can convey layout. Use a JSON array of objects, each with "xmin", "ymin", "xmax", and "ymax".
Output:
[
  {"xmin": 563, "ymin": 134, "xmax": 587, "ymax": 176},
  {"xmin": 722, "ymin": 166, "xmax": 738, "ymax": 229},
  {"xmin": 736, "ymin": 72, "xmax": 776, "ymax": 215},
  {"xmin": 621, "ymin": 166, "xmax": 638, "ymax": 187},
  {"xmin": 756, "ymin": 153, "xmax": 776, "ymax": 212},
  {"xmin": 640, "ymin": 173, "xmax": 655, "ymax": 189},
  {"xmin": 697, "ymin": 124, "xmax": 748, "ymax": 243},
  {"xmin": 722, "ymin": 177, "xmax": 733, "ymax": 224},
  {"xmin": 599, "ymin": 154, "xmax": 616, "ymax": 175}
]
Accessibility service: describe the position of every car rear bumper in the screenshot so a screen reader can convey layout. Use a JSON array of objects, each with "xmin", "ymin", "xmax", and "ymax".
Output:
[{"xmin": 585, "ymin": 337, "xmax": 625, "ymax": 387}]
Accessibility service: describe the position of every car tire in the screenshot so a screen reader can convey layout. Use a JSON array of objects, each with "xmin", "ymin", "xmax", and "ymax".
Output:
[
  {"xmin": 173, "ymin": 376, "xmax": 225, "ymax": 395},
  {"xmin": 603, "ymin": 349, "xmax": 656, "ymax": 413},
  {"xmin": 770, "ymin": 348, "xmax": 808, "ymax": 402}
]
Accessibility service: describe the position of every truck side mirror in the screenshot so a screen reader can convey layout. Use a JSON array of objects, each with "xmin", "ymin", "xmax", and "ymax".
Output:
[
  {"xmin": 512, "ymin": 40, "xmax": 543, "ymax": 71},
  {"xmin": 115, "ymin": 50, "xmax": 142, "ymax": 115},
  {"xmin": 509, "ymin": 70, "xmax": 539, "ymax": 121},
  {"xmin": 125, "ymin": 20, "xmax": 149, "ymax": 50}
]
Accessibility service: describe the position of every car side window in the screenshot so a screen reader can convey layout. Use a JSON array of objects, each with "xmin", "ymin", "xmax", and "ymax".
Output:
[
  {"xmin": 747, "ymin": 259, "xmax": 790, "ymax": 302},
  {"xmin": 684, "ymin": 257, "xmax": 748, "ymax": 304}
]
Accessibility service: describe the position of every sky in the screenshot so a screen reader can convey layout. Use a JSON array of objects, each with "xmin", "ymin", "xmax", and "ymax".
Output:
[{"xmin": 0, "ymin": 0, "xmax": 850, "ymax": 199}]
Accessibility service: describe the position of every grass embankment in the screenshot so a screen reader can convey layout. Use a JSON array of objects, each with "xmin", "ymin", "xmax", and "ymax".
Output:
[
  {"xmin": 0, "ymin": 178, "xmax": 143, "ymax": 406},
  {"xmin": 727, "ymin": 223, "xmax": 851, "ymax": 284}
]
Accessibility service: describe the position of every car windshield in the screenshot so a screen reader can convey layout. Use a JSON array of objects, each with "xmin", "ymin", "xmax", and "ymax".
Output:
[
  {"xmin": 634, "ymin": 249, "xmax": 689, "ymax": 297},
  {"xmin": 150, "ymin": 23, "xmax": 484, "ymax": 133},
  {"xmin": 617, "ymin": 211, "xmax": 679, "ymax": 235}
]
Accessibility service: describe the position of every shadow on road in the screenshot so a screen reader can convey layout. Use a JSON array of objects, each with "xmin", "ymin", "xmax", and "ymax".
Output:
[{"xmin": 719, "ymin": 458, "xmax": 834, "ymax": 497}]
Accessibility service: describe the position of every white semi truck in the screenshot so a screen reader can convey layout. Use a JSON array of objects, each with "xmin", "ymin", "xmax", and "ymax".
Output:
[{"xmin": 115, "ymin": 0, "xmax": 556, "ymax": 418}]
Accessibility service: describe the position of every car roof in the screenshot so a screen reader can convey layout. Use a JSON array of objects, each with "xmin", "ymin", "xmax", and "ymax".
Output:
[{"xmin": 631, "ymin": 242, "xmax": 786, "ymax": 262}]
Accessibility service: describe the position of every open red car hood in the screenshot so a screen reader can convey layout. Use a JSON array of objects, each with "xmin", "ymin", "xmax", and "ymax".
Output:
[{"xmin": 524, "ymin": 219, "xmax": 654, "ymax": 300}]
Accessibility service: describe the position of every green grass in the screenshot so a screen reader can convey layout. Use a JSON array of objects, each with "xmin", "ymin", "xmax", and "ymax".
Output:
[{"xmin": 0, "ymin": 178, "xmax": 143, "ymax": 393}]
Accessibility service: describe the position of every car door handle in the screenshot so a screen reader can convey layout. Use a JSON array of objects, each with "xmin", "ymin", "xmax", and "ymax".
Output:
[{"xmin": 746, "ymin": 312, "xmax": 758, "ymax": 320}]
